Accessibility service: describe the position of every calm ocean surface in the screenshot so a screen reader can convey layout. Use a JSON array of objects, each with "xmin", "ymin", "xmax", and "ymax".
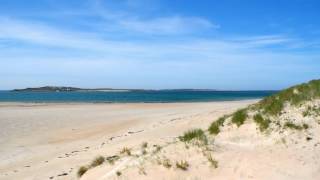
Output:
[{"xmin": 0, "ymin": 90, "xmax": 276, "ymax": 103}]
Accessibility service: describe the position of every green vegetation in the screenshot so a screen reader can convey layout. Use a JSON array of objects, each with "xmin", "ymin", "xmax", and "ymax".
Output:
[
  {"xmin": 207, "ymin": 154, "xmax": 218, "ymax": 168},
  {"xmin": 208, "ymin": 122, "xmax": 220, "ymax": 135},
  {"xmin": 303, "ymin": 123, "xmax": 309, "ymax": 129},
  {"xmin": 77, "ymin": 166, "xmax": 88, "ymax": 177},
  {"xmin": 77, "ymin": 156, "xmax": 105, "ymax": 177},
  {"xmin": 90, "ymin": 156, "xmax": 105, "ymax": 167},
  {"xmin": 106, "ymin": 155, "xmax": 120, "ymax": 165},
  {"xmin": 154, "ymin": 145, "xmax": 162, "ymax": 153},
  {"xmin": 258, "ymin": 96, "xmax": 284, "ymax": 115},
  {"xmin": 284, "ymin": 122, "xmax": 308, "ymax": 130},
  {"xmin": 142, "ymin": 149, "xmax": 147, "ymax": 155},
  {"xmin": 303, "ymin": 105, "xmax": 320, "ymax": 117},
  {"xmin": 120, "ymin": 147, "xmax": 131, "ymax": 156},
  {"xmin": 208, "ymin": 116, "xmax": 227, "ymax": 135},
  {"xmin": 303, "ymin": 109, "xmax": 310, "ymax": 117},
  {"xmin": 151, "ymin": 144, "xmax": 162, "ymax": 154},
  {"xmin": 257, "ymin": 79, "xmax": 320, "ymax": 116},
  {"xmin": 179, "ymin": 129, "xmax": 207, "ymax": 144},
  {"xmin": 216, "ymin": 116, "xmax": 227, "ymax": 126},
  {"xmin": 231, "ymin": 109, "xmax": 247, "ymax": 127},
  {"xmin": 140, "ymin": 142, "xmax": 148, "ymax": 155},
  {"xmin": 116, "ymin": 171, "xmax": 122, "ymax": 176},
  {"xmin": 141, "ymin": 142, "xmax": 148, "ymax": 148},
  {"xmin": 162, "ymin": 158, "xmax": 172, "ymax": 169},
  {"xmin": 206, "ymin": 79, "xmax": 320, "ymax": 135},
  {"xmin": 176, "ymin": 160, "xmax": 189, "ymax": 170},
  {"xmin": 253, "ymin": 113, "xmax": 271, "ymax": 132}
]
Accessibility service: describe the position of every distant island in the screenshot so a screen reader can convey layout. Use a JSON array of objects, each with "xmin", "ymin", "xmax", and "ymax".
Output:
[
  {"xmin": 12, "ymin": 86, "xmax": 220, "ymax": 92},
  {"xmin": 12, "ymin": 86, "xmax": 139, "ymax": 92}
]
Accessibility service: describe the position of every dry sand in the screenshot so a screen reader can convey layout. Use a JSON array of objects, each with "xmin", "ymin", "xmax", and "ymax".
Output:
[{"xmin": 0, "ymin": 100, "xmax": 256, "ymax": 180}]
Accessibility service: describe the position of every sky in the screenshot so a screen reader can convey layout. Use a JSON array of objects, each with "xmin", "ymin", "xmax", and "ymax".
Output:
[{"xmin": 0, "ymin": 0, "xmax": 320, "ymax": 90}]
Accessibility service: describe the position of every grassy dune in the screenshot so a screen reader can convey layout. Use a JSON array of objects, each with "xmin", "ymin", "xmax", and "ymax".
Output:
[{"xmin": 79, "ymin": 79, "xmax": 320, "ymax": 179}]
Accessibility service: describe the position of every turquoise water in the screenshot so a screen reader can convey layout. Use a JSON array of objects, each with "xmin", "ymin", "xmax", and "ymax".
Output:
[{"xmin": 0, "ymin": 90, "xmax": 276, "ymax": 103}]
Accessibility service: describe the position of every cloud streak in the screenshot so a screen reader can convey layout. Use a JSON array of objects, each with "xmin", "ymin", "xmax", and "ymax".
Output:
[
  {"xmin": 118, "ymin": 16, "xmax": 217, "ymax": 34},
  {"xmin": 91, "ymin": 0, "xmax": 218, "ymax": 35},
  {"xmin": 0, "ymin": 17, "xmax": 302, "ymax": 55}
]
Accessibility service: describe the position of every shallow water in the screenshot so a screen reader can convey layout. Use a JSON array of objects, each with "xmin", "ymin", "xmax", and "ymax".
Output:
[{"xmin": 0, "ymin": 90, "xmax": 276, "ymax": 103}]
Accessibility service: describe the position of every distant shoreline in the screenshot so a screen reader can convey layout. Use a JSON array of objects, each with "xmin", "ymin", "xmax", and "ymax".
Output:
[
  {"xmin": 12, "ymin": 86, "xmax": 142, "ymax": 92},
  {"xmin": 0, "ymin": 98, "xmax": 262, "ymax": 105},
  {"xmin": 10, "ymin": 86, "xmax": 279, "ymax": 92}
]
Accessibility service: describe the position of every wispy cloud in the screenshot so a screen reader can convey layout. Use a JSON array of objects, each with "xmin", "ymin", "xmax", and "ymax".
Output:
[
  {"xmin": 118, "ymin": 16, "xmax": 217, "ymax": 35},
  {"xmin": 91, "ymin": 0, "xmax": 218, "ymax": 35},
  {"xmin": 231, "ymin": 35, "xmax": 292, "ymax": 46},
  {"xmin": 0, "ymin": 17, "xmax": 147, "ymax": 53},
  {"xmin": 0, "ymin": 16, "xmax": 302, "ymax": 54}
]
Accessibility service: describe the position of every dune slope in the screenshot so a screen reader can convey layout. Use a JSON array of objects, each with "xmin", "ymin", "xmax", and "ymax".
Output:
[{"xmin": 81, "ymin": 80, "xmax": 320, "ymax": 180}]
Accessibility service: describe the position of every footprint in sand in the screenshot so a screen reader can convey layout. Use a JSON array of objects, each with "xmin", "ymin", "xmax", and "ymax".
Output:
[{"xmin": 57, "ymin": 172, "xmax": 68, "ymax": 176}]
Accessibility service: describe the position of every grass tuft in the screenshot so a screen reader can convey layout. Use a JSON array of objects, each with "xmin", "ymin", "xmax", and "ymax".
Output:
[
  {"xmin": 208, "ymin": 116, "xmax": 227, "ymax": 135},
  {"xmin": 207, "ymin": 154, "xmax": 218, "ymax": 168},
  {"xmin": 253, "ymin": 113, "xmax": 271, "ymax": 132},
  {"xmin": 284, "ymin": 122, "xmax": 308, "ymax": 130},
  {"xmin": 179, "ymin": 129, "xmax": 207, "ymax": 144},
  {"xmin": 141, "ymin": 142, "xmax": 148, "ymax": 149},
  {"xmin": 176, "ymin": 160, "xmax": 189, "ymax": 171},
  {"xmin": 120, "ymin": 147, "xmax": 131, "ymax": 156},
  {"xmin": 90, "ymin": 156, "xmax": 105, "ymax": 168},
  {"xmin": 106, "ymin": 155, "xmax": 120, "ymax": 165},
  {"xmin": 162, "ymin": 158, "xmax": 172, "ymax": 169},
  {"xmin": 303, "ymin": 105, "xmax": 320, "ymax": 117},
  {"xmin": 116, "ymin": 171, "xmax": 122, "ymax": 176},
  {"xmin": 208, "ymin": 122, "xmax": 220, "ymax": 135},
  {"xmin": 153, "ymin": 145, "xmax": 162, "ymax": 153},
  {"xmin": 77, "ymin": 166, "xmax": 88, "ymax": 177},
  {"xmin": 231, "ymin": 109, "xmax": 247, "ymax": 127},
  {"xmin": 303, "ymin": 123, "xmax": 309, "ymax": 129}
]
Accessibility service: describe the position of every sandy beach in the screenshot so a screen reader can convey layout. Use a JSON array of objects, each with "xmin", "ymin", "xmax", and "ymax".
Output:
[
  {"xmin": 0, "ymin": 100, "xmax": 256, "ymax": 180},
  {"xmin": 2, "ymin": 0, "xmax": 319, "ymax": 179}
]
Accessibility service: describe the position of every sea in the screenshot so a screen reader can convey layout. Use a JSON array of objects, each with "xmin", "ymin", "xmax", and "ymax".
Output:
[{"xmin": 0, "ymin": 90, "xmax": 276, "ymax": 103}]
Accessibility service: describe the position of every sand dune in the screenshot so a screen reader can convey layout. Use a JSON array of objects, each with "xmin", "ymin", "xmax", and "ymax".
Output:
[{"xmin": 80, "ymin": 100, "xmax": 320, "ymax": 180}]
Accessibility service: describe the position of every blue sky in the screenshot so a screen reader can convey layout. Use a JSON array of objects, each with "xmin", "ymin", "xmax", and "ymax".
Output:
[{"xmin": 0, "ymin": 0, "xmax": 320, "ymax": 90}]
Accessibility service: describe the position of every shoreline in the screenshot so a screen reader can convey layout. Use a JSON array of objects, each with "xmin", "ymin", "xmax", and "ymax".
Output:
[{"xmin": 0, "ymin": 98, "xmax": 261, "ymax": 105}]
